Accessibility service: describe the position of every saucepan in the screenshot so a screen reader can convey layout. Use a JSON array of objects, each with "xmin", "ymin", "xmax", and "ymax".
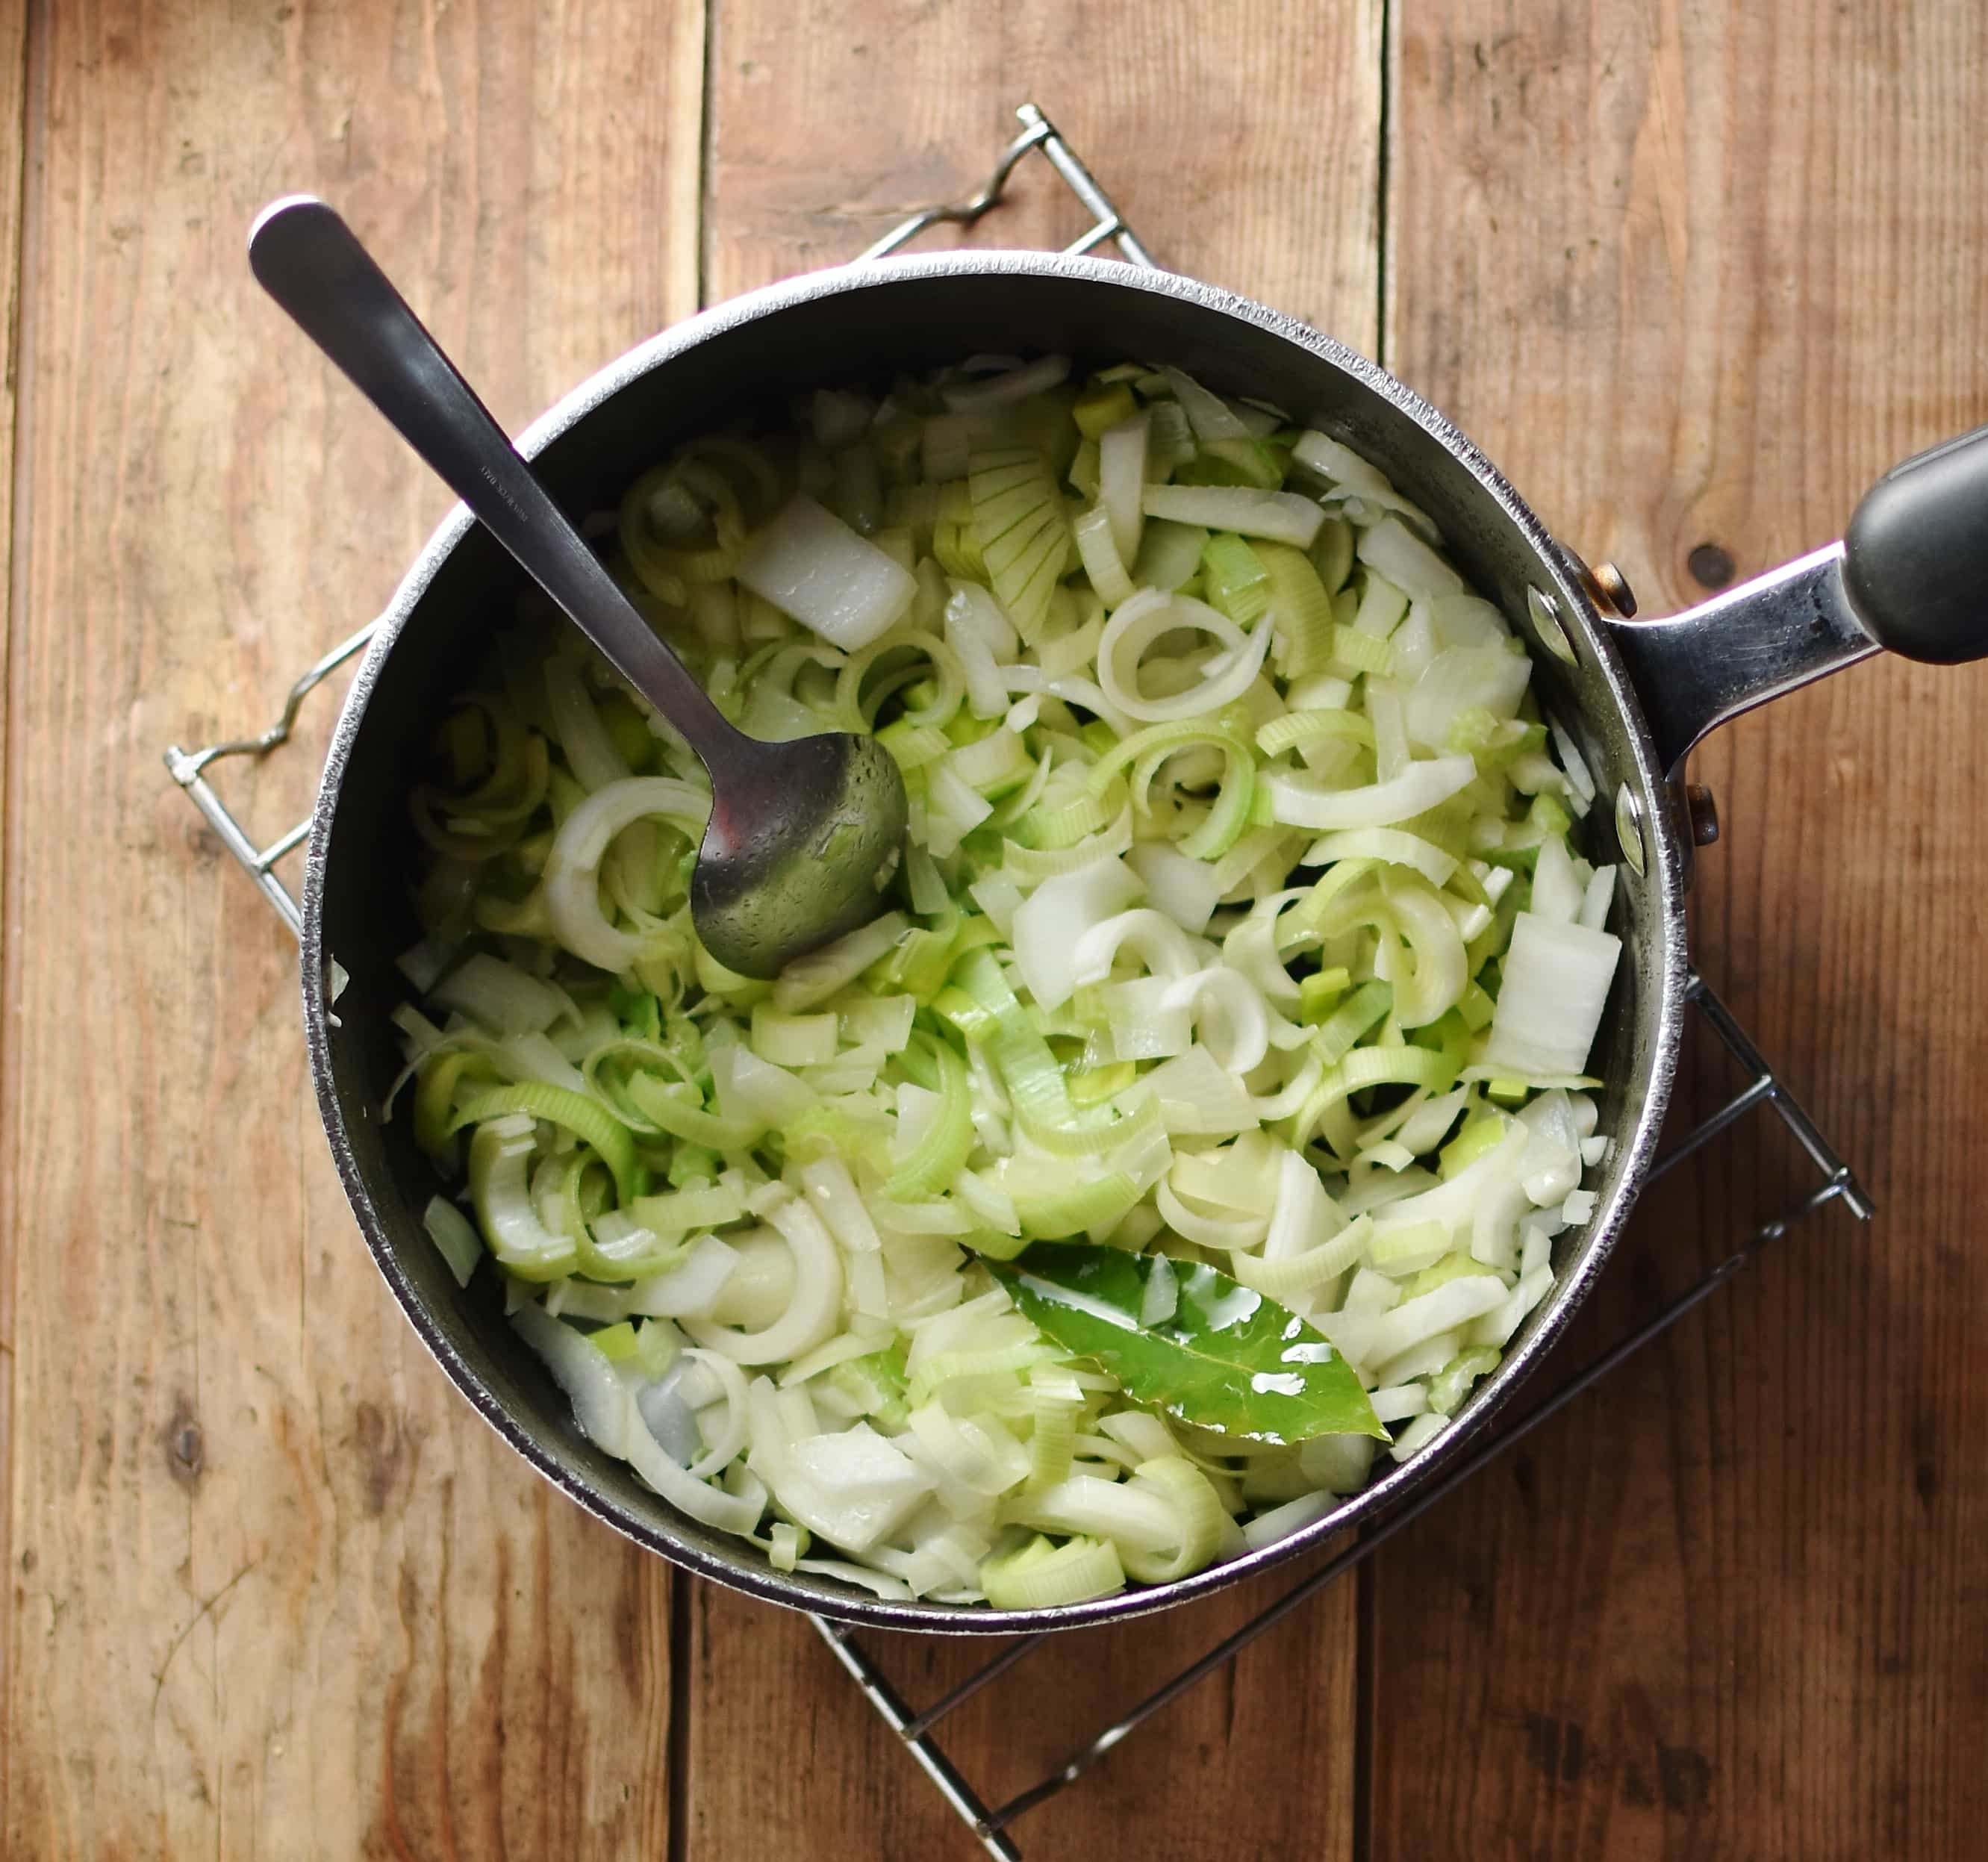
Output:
[{"xmin": 299, "ymin": 250, "xmax": 1988, "ymax": 1631}]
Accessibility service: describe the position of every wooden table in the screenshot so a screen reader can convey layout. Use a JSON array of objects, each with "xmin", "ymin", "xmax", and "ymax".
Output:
[{"xmin": 2, "ymin": 3, "xmax": 1983, "ymax": 1855}]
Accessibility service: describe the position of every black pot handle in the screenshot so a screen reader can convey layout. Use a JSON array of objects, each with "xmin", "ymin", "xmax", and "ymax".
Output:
[
  {"xmin": 1842, "ymin": 424, "xmax": 1988, "ymax": 664},
  {"xmin": 1604, "ymin": 423, "xmax": 1988, "ymax": 779}
]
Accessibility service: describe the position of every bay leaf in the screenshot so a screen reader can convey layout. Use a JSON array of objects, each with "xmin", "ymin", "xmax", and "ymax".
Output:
[{"xmin": 988, "ymin": 1243, "xmax": 1384, "ymax": 1445}]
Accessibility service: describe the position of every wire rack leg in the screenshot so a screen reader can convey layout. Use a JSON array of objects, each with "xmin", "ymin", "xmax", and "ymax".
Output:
[
  {"xmin": 811, "ymin": 1618, "xmax": 1023, "ymax": 1861},
  {"xmin": 863, "ymin": 105, "xmax": 1158, "ymax": 271},
  {"xmin": 163, "ymin": 619, "xmax": 378, "ymax": 935}
]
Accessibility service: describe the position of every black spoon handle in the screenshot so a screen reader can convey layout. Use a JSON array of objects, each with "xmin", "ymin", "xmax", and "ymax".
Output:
[{"xmin": 247, "ymin": 195, "xmax": 743, "ymax": 774}]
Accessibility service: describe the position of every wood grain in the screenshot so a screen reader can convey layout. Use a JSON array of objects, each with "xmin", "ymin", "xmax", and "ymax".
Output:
[
  {"xmin": 0, "ymin": 1, "xmax": 703, "ymax": 1855},
  {"xmin": 694, "ymin": 7, "xmax": 1383, "ymax": 1857},
  {"xmin": 702, "ymin": 0, "xmax": 1384, "ymax": 330},
  {"xmin": 1374, "ymin": 2, "xmax": 1988, "ymax": 1857},
  {"xmin": 689, "ymin": 1542, "xmax": 1367, "ymax": 1862},
  {"xmin": 0, "ymin": 0, "xmax": 26, "ymax": 1816}
]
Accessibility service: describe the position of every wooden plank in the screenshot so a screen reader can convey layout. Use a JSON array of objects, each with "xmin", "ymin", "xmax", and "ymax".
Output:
[
  {"xmin": 692, "ymin": 7, "xmax": 1383, "ymax": 1858},
  {"xmin": 691, "ymin": 1544, "xmax": 1366, "ymax": 1862},
  {"xmin": 702, "ymin": 1, "xmax": 1383, "ymax": 327},
  {"xmin": 1374, "ymin": 1, "xmax": 1988, "ymax": 1855},
  {"xmin": 0, "ymin": 2, "xmax": 702, "ymax": 1855},
  {"xmin": 0, "ymin": 0, "xmax": 31, "ymax": 1824}
]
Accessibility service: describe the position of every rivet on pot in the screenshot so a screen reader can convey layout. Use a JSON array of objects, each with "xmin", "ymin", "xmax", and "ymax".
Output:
[
  {"xmin": 1685, "ymin": 784, "xmax": 1720, "ymax": 847},
  {"xmin": 1527, "ymin": 587, "xmax": 1577, "ymax": 664},
  {"xmin": 1615, "ymin": 783, "xmax": 1648, "ymax": 876},
  {"xmin": 1592, "ymin": 560, "xmax": 1638, "ymax": 618}
]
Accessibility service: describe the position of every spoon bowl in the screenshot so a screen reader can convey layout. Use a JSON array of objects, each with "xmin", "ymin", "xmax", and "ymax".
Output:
[
  {"xmin": 247, "ymin": 195, "xmax": 907, "ymax": 981},
  {"xmin": 692, "ymin": 731, "xmax": 908, "ymax": 978}
]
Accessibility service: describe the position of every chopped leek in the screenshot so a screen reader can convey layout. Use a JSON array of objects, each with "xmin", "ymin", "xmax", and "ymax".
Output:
[{"xmin": 389, "ymin": 355, "xmax": 1614, "ymax": 1607}]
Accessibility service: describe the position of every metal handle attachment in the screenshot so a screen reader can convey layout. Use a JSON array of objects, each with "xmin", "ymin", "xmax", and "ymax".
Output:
[
  {"xmin": 1603, "ymin": 544, "xmax": 1875, "ymax": 779},
  {"xmin": 1605, "ymin": 423, "xmax": 1988, "ymax": 778}
]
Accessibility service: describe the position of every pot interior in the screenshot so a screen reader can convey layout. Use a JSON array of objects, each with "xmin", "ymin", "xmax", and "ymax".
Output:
[{"xmin": 305, "ymin": 255, "xmax": 1687, "ymax": 1631}]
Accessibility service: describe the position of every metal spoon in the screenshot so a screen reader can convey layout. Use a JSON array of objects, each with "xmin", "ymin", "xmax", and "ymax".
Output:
[{"xmin": 247, "ymin": 196, "xmax": 907, "ymax": 981}]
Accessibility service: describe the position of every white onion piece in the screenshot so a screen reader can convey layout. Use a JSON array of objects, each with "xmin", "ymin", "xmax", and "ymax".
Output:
[
  {"xmin": 1262, "ymin": 754, "xmax": 1475, "ymax": 832},
  {"xmin": 945, "ymin": 590, "xmax": 1012, "ymax": 718},
  {"xmin": 1386, "ymin": 605, "xmax": 1439, "ymax": 680},
  {"xmin": 1484, "ymin": 912, "xmax": 1622, "ymax": 1077},
  {"xmin": 1139, "ymin": 485, "xmax": 1326, "ymax": 549},
  {"xmin": 630, "ymin": 1235, "xmax": 741, "ymax": 1320},
  {"xmin": 1264, "ymin": 1144, "xmax": 1341, "ymax": 1260},
  {"xmin": 395, "ymin": 938, "xmax": 448, "ymax": 994},
  {"xmin": 1530, "ymin": 833, "xmax": 1584, "ymax": 923},
  {"xmin": 1406, "ymin": 644, "xmax": 1531, "ymax": 750},
  {"xmin": 1242, "ymin": 1489, "xmax": 1336, "ymax": 1551},
  {"xmin": 423, "ymin": 1195, "xmax": 482, "ymax": 1288},
  {"xmin": 686, "ymin": 1195, "xmax": 844, "ymax": 1365},
  {"xmin": 1468, "ymin": 1267, "xmax": 1556, "ymax": 1349},
  {"xmin": 1143, "ymin": 1046, "xmax": 1257, "ymax": 1136},
  {"xmin": 941, "ymin": 353, "xmax": 1069, "ymax": 410},
  {"xmin": 513, "ymin": 1301, "xmax": 762, "ymax": 1533},
  {"xmin": 1011, "ymin": 857, "xmax": 1142, "ymax": 1010},
  {"xmin": 1382, "ymin": 876, "xmax": 1468, "ymax": 1029},
  {"xmin": 797, "ymin": 1154, "xmax": 883, "ymax": 1254},
  {"xmin": 544, "ymin": 655, "xmax": 632, "ymax": 793},
  {"xmin": 779, "ymin": 1327, "xmax": 897, "ymax": 1388},
  {"xmin": 1127, "ymin": 839, "xmax": 1222, "ymax": 932},
  {"xmin": 709, "ymin": 1042, "xmax": 816, "ymax": 1128},
  {"xmin": 1098, "ymin": 412, "xmax": 1150, "ymax": 563},
  {"xmin": 944, "ymin": 578, "xmax": 1019, "ymax": 658},
  {"xmin": 810, "ymin": 387, "xmax": 874, "ymax": 449},
  {"xmin": 1299, "ymin": 1433, "xmax": 1378, "ymax": 1495},
  {"xmin": 1395, "ymin": 1089, "xmax": 1469, "ymax": 1156},
  {"xmin": 1159, "ymin": 367, "xmax": 1252, "ymax": 440},
  {"xmin": 772, "ymin": 912, "xmax": 909, "ymax": 1011},
  {"xmin": 705, "ymin": 1226, "xmax": 798, "ymax": 1328},
  {"xmin": 679, "ymin": 1348, "xmax": 751, "ymax": 1479},
  {"xmin": 1579, "ymin": 865, "xmax": 1616, "ymax": 931},
  {"xmin": 1330, "ymin": 485, "xmax": 1446, "ymax": 543},
  {"xmin": 1220, "ymin": 888, "xmax": 1312, "ymax": 1009},
  {"xmin": 1366, "ymin": 681, "xmax": 1410, "ymax": 782},
  {"xmin": 1549, "ymin": 714, "xmax": 1598, "ymax": 809},
  {"xmin": 1362, "ymin": 1275, "xmax": 1508, "ymax": 1366},
  {"xmin": 431, "ymin": 953, "xmax": 572, "ymax": 1037},
  {"xmin": 1289, "ymin": 429, "xmax": 1393, "ymax": 493},
  {"xmin": 906, "ymin": 1401, "xmax": 1030, "ymax": 1496},
  {"xmin": 1356, "ymin": 515, "xmax": 1467, "ymax": 601},
  {"xmin": 1156, "ymin": 1178, "xmax": 1268, "ymax": 1250},
  {"xmin": 779, "ymin": 1422, "xmax": 939, "ymax": 1554},
  {"xmin": 636, "ymin": 1374, "xmax": 703, "ymax": 1466},
  {"xmin": 1159, "ymin": 966, "xmax": 1270, "ymax": 1074},
  {"xmin": 1247, "ymin": 1050, "xmax": 1322, "ymax": 1122},
  {"xmin": 544, "ymin": 776, "xmax": 709, "ymax": 972},
  {"xmin": 1094, "ymin": 975, "xmax": 1193, "ymax": 1060},
  {"xmin": 497, "ymin": 1031, "xmax": 589, "ymax": 1094},
  {"xmin": 1387, "ymin": 1413, "xmax": 1451, "ymax": 1462},
  {"xmin": 793, "ymin": 1557, "xmax": 914, "ymax": 1599},
  {"xmin": 736, "ymin": 493, "xmax": 916, "ymax": 650},
  {"xmin": 1005, "ymin": 1473, "xmax": 1182, "ymax": 1554},
  {"xmin": 1071, "ymin": 907, "xmax": 1201, "ymax": 990},
  {"xmin": 1097, "ymin": 590, "xmax": 1274, "ymax": 724},
  {"xmin": 1352, "ymin": 573, "xmax": 1410, "ymax": 638},
  {"xmin": 1300, "ymin": 829, "xmax": 1457, "ymax": 887}
]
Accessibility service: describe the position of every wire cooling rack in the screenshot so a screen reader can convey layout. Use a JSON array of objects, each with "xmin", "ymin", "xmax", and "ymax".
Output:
[{"xmin": 165, "ymin": 103, "xmax": 1874, "ymax": 1861}]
